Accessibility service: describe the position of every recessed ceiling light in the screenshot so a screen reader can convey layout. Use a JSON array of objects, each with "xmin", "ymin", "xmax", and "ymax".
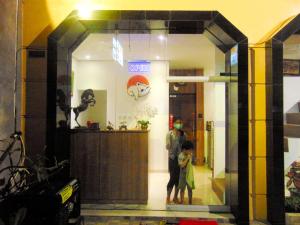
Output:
[
  {"xmin": 156, "ymin": 56, "xmax": 160, "ymax": 60},
  {"xmin": 77, "ymin": 3, "xmax": 93, "ymax": 19},
  {"xmin": 158, "ymin": 35, "xmax": 165, "ymax": 41},
  {"xmin": 85, "ymin": 55, "xmax": 91, "ymax": 60},
  {"xmin": 78, "ymin": 9, "xmax": 92, "ymax": 19},
  {"xmin": 77, "ymin": 3, "xmax": 103, "ymax": 19}
]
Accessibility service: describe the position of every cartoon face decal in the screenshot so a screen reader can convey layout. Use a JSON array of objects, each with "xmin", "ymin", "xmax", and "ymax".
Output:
[{"xmin": 127, "ymin": 75, "xmax": 151, "ymax": 100}]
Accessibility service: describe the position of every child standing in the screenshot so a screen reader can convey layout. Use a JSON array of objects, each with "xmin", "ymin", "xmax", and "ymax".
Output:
[{"xmin": 178, "ymin": 141, "xmax": 195, "ymax": 204}]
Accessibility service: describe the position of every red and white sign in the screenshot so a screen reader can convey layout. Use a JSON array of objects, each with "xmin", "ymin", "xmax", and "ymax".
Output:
[{"xmin": 127, "ymin": 75, "xmax": 150, "ymax": 100}]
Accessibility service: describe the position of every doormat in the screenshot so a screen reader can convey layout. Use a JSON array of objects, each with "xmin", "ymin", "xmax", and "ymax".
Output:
[{"xmin": 179, "ymin": 220, "xmax": 218, "ymax": 225}]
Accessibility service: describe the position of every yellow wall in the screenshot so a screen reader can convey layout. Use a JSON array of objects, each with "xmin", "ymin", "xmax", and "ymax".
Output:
[
  {"xmin": 23, "ymin": 0, "xmax": 300, "ymax": 47},
  {"xmin": 22, "ymin": 0, "xmax": 300, "ymax": 222},
  {"xmin": 249, "ymin": 44, "xmax": 267, "ymax": 221}
]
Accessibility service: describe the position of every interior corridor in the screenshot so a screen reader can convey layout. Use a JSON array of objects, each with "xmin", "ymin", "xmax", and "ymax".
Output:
[{"xmin": 148, "ymin": 165, "xmax": 222, "ymax": 210}]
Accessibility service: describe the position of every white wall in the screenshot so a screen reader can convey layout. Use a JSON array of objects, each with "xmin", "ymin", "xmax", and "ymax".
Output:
[
  {"xmin": 284, "ymin": 77, "xmax": 300, "ymax": 115},
  {"xmin": 71, "ymin": 58, "xmax": 79, "ymax": 128},
  {"xmin": 283, "ymin": 77, "xmax": 300, "ymax": 196},
  {"xmin": 213, "ymin": 48, "xmax": 226, "ymax": 178},
  {"xmin": 72, "ymin": 60, "xmax": 169, "ymax": 172},
  {"xmin": 77, "ymin": 90, "xmax": 107, "ymax": 128},
  {"xmin": 203, "ymin": 47, "xmax": 226, "ymax": 179},
  {"xmin": 284, "ymin": 77, "xmax": 300, "ymax": 171},
  {"xmin": 72, "ymin": 60, "xmax": 118, "ymax": 127},
  {"xmin": 204, "ymin": 83, "xmax": 214, "ymax": 164},
  {"xmin": 213, "ymin": 83, "xmax": 226, "ymax": 178}
]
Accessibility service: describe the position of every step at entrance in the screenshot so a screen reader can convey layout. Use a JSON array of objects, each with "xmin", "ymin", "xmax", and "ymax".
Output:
[
  {"xmin": 286, "ymin": 213, "xmax": 300, "ymax": 225},
  {"xmin": 81, "ymin": 209, "xmax": 235, "ymax": 225},
  {"xmin": 212, "ymin": 178, "xmax": 225, "ymax": 203}
]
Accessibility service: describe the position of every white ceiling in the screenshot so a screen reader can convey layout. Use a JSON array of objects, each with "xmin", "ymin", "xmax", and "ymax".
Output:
[
  {"xmin": 284, "ymin": 35, "xmax": 300, "ymax": 59},
  {"xmin": 72, "ymin": 33, "xmax": 222, "ymax": 69}
]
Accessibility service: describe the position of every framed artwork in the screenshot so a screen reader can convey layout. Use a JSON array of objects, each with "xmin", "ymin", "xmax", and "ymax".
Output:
[{"xmin": 283, "ymin": 59, "xmax": 300, "ymax": 76}]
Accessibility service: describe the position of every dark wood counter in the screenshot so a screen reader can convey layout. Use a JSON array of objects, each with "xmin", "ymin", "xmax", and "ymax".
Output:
[{"xmin": 70, "ymin": 130, "xmax": 148, "ymax": 204}]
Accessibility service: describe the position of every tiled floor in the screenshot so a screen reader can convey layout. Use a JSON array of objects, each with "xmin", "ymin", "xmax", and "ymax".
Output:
[
  {"xmin": 81, "ymin": 210, "xmax": 235, "ymax": 225},
  {"xmin": 81, "ymin": 166, "xmax": 230, "ymax": 224},
  {"xmin": 82, "ymin": 165, "xmax": 224, "ymax": 212},
  {"xmin": 82, "ymin": 219, "xmax": 162, "ymax": 225},
  {"xmin": 82, "ymin": 209, "xmax": 234, "ymax": 220},
  {"xmin": 82, "ymin": 220, "xmax": 235, "ymax": 225},
  {"xmin": 187, "ymin": 165, "xmax": 223, "ymax": 205},
  {"xmin": 148, "ymin": 165, "xmax": 223, "ymax": 210}
]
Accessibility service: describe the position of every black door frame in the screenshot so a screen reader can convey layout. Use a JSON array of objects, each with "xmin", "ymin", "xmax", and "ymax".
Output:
[
  {"xmin": 265, "ymin": 14, "xmax": 300, "ymax": 225},
  {"xmin": 47, "ymin": 10, "xmax": 249, "ymax": 225}
]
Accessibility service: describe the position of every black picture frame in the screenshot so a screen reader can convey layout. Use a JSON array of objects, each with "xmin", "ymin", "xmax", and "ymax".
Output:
[{"xmin": 283, "ymin": 59, "xmax": 300, "ymax": 76}]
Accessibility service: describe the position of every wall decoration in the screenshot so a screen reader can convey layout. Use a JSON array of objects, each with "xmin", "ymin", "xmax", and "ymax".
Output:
[
  {"xmin": 119, "ymin": 121, "xmax": 127, "ymax": 130},
  {"xmin": 73, "ymin": 89, "xmax": 96, "ymax": 127},
  {"xmin": 134, "ymin": 104, "xmax": 158, "ymax": 130},
  {"xmin": 128, "ymin": 61, "xmax": 151, "ymax": 73},
  {"xmin": 285, "ymin": 160, "xmax": 300, "ymax": 211},
  {"xmin": 283, "ymin": 59, "xmax": 300, "ymax": 76},
  {"xmin": 56, "ymin": 89, "xmax": 71, "ymax": 126},
  {"xmin": 127, "ymin": 75, "xmax": 151, "ymax": 100}
]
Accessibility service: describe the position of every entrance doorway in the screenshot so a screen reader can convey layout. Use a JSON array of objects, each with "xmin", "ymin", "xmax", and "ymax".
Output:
[
  {"xmin": 168, "ymin": 73, "xmax": 227, "ymax": 206},
  {"xmin": 169, "ymin": 69, "xmax": 203, "ymax": 166},
  {"xmin": 46, "ymin": 10, "xmax": 249, "ymax": 224},
  {"xmin": 70, "ymin": 33, "xmax": 227, "ymax": 208}
]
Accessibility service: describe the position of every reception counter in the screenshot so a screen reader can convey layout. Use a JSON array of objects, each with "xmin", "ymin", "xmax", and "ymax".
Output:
[{"xmin": 70, "ymin": 129, "xmax": 148, "ymax": 204}]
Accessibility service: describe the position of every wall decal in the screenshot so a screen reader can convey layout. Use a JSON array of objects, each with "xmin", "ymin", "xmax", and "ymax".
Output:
[
  {"xmin": 73, "ymin": 89, "xmax": 96, "ymax": 127},
  {"xmin": 127, "ymin": 75, "xmax": 150, "ymax": 100}
]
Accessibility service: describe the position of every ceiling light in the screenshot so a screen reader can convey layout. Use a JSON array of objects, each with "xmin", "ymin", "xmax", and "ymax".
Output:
[
  {"xmin": 156, "ymin": 56, "xmax": 160, "ymax": 60},
  {"xmin": 158, "ymin": 35, "xmax": 165, "ymax": 41},
  {"xmin": 77, "ymin": 2, "xmax": 93, "ymax": 19},
  {"xmin": 78, "ymin": 9, "xmax": 92, "ymax": 19},
  {"xmin": 85, "ymin": 55, "xmax": 91, "ymax": 60}
]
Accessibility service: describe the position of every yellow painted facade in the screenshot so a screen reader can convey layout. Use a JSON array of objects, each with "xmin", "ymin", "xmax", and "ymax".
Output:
[
  {"xmin": 21, "ymin": 0, "xmax": 300, "ymax": 223},
  {"xmin": 23, "ymin": 0, "xmax": 300, "ymax": 46},
  {"xmin": 249, "ymin": 43, "xmax": 268, "ymax": 221}
]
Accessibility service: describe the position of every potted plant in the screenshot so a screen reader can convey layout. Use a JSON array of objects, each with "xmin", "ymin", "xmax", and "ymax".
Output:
[
  {"xmin": 135, "ymin": 105, "xmax": 158, "ymax": 131},
  {"xmin": 119, "ymin": 121, "xmax": 128, "ymax": 130},
  {"xmin": 138, "ymin": 120, "xmax": 150, "ymax": 130}
]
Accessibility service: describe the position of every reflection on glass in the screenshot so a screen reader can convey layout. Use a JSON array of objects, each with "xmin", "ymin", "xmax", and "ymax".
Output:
[{"xmin": 283, "ymin": 34, "xmax": 300, "ymax": 212}]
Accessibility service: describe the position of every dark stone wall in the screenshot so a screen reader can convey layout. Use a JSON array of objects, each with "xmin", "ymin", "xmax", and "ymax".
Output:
[
  {"xmin": 0, "ymin": 0, "xmax": 21, "ymax": 187},
  {"xmin": 25, "ymin": 50, "xmax": 47, "ymax": 158},
  {"xmin": 0, "ymin": 0, "xmax": 21, "ymax": 139}
]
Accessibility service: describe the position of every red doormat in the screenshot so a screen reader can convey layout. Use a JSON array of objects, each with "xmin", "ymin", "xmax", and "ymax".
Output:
[{"xmin": 179, "ymin": 220, "xmax": 218, "ymax": 225}]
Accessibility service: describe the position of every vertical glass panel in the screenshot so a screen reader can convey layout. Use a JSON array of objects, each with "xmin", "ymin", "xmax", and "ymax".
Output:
[
  {"xmin": 69, "ymin": 22, "xmax": 237, "ymax": 209},
  {"xmin": 226, "ymin": 45, "xmax": 238, "ymax": 206},
  {"xmin": 56, "ymin": 47, "xmax": 71, "ymax": 128},
  {"xmin": 283, "ymin": 34, "xmax": 300, "ymax": 212}
]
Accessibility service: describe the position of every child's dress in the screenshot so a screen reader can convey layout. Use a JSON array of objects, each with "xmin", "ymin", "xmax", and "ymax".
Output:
[
  {"xmin": 186, "ymin": 160, "xmax": 195, "ymax": 189},
  {"xmin": 178, "ymin": 152, "xmax": 195, "ymax": 190}
]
